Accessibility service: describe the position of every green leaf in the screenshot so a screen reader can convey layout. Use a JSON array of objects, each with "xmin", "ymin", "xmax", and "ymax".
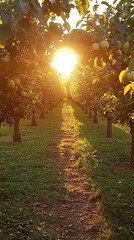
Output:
[
  {"xmin": 101, "ymin": 1, "xmax": 111, "ymax": 8},
  {"xmin": 119, "ymin": 70, "xmax": 126, "ymax": 83},
  {"xmin": 76, "ymin": 19, "xmax": 82, "ymax": 27},
  {"xmin": 128, "ymin": 58, "xmax": 134, "ymax": 71},
  {"xmin": 84, "ymin": 0, "xmax": 89, "ymax": 10},
  {"xmin": 66, "ymin": 13, "xmax": 70, "ymax": 19},
  {"xmin": 87, "ymin": 14, "xmax": 94, "ymax": 19},
  {"xmin": 93, "ymin": 5, "xmax": 98, "ymax": 12},
  {"xmin": 75, "ymin": 0, "xmax": 84, "ymax": 16},
  {"xmin": 63, "ymin": 22, "xmax": 71, "ymax": 32},
  {"xmin": 124, "ymin": 84, "xmax": 132, "ymax": 95},
  {"xmin": 60, "ymin": 11, "xmax": 66, "ymax": 22}
]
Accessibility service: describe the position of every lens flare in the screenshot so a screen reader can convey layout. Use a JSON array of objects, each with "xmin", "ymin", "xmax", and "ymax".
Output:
[{"xmin": 52, "ymin": 49, "xmax": 77, "ymax": 76}]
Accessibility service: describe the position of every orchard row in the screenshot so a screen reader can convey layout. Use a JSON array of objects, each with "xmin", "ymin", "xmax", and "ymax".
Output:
[{"xmin": 66, "ymin": 0, "xmax": 134, "ymax": 167}]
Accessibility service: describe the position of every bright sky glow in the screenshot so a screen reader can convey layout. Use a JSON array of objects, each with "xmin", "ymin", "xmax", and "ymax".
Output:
[
  {"xmin": 38, "ymin": 0, "xmax": 119, "ymax": 30},
  {"xmin": 52, "ymin": 49, "xmax": 77, "ymax": 76}
]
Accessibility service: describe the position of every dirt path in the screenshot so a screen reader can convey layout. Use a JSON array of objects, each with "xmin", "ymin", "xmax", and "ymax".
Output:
[{"xmin": 42, "ymin": 101, "xmax": 98, "ymax": 239}]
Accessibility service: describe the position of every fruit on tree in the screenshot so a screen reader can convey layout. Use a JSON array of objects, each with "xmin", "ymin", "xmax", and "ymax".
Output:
[
  {"xmin": 114, "ymin": 49, "xmax": 122, "ymax": 57},
  {"xmin": 92, "ymin": 43, "xmax": 100, "ymax": 51},
  {"xmin": 20, "ymin": 91, "xmax": 27, "ymax": 97},
  {"xmin": 7, "ymin": 79, "xmax": 15, "ymax": 89},
  {"xmin": 14, "ymin": 78, "xmax": 20, "ymax": 86},
  {"xmin": 127, "ymin": 71, "xmax": 134, "ymax": 81},
  {"xmin": 115, "ymin": 40, "xmax": 121, "ymax": 50},
  {"xmin": 121, "ymin": 12, "xmax": 127, "ymax": 19},
  {"xmin": 100, "ymin": 40, "xmax": 109, "ymax": 50},
  {"xmin": 122, "ymin": 41, "xmax": 130, "ymax": 50}
]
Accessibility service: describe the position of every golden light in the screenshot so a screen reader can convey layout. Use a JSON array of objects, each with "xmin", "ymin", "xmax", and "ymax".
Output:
[{"xmin": 51, "ymin": 48, "xmax": 77, "ymax": 77}]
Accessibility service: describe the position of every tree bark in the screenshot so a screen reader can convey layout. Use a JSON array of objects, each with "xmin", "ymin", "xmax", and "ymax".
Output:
[
  {"xmin": 130, "ymin": 120, "xmax": 134, "ymax": 168},
  {"xmin": 85, "ymin": 105, "xmax": 88, "ymax": 114},
  {"xmin": 82, "ymin": 105, "xmax": 84, "ymax": 111},
  {"xmin": 13, "ymin": 116, "xmax": 21, "ymax": 142},
  {"xmin": 93, "ymin": 109, "xmax": 98, "ymax": 124},
  {"xmin": 31, "ymin": 112, "xmax": 37, "ymax": 126},
  {"xmin": 88, "ymin": 109, "xmax": 92, "ymax": 118},
  {"xmin": 107, "ymin": 117, "xmax": 112, "ymax": 138}
]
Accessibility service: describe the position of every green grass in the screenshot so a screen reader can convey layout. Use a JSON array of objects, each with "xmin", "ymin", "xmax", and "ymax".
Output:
[
  {"xmin": 1, "ymin": 99, "xmax": 134, "ymax": 240},
  {"xmin": 70, "ymin": 100, "xmax": 134, "ymax": 240},
  {"xmin": 0, "ymin": 102, "xmax": 65, "ymax": 240}
]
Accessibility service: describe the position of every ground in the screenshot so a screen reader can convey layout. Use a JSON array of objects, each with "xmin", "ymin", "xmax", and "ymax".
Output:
[{"xmin": 36, "ymin": 101, "xmax": 98, "ymax": 240}]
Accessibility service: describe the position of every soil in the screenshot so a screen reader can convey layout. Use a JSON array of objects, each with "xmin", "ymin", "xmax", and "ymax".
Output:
[{"xmin": 37, "ymin": 101, "xmax": 98, "ymax": 240}]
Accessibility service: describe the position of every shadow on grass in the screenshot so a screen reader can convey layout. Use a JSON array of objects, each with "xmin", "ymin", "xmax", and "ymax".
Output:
[{"xmin": 67, "ymin": 99, "xmax": 134, "ymax": 240}]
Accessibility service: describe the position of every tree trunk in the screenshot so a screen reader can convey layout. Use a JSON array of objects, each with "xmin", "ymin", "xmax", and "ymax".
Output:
[
  {"xmin": 88, "ymin": 109, "xmax": 92, "ymax": 118},
  {"xmin": 130, "ymin": 120, "xmax": 134, "ymax": 168},
  {"xmin": 82, "ymin": 105, "xmax": 84, "ymax": 111},
  {"xmin": 93, "ymin": 109, "xmax": 98, "ymax": 124},
  {"xmin": 107, "ymin": 117, "xmax": 112, "ymax": 138},
  {"xmin": 0, "ymin": 122, "xmax": 1, "ymax": 135},
  {"xmin": 13, "ymin": 116, "xmax": 21, "ymax": 142},
  {"xmin": 85, "ymin": 105, "xmax": 88, "ymax": 114},
  {"xmin": 31, "ymin": 112, "xmax": 37, "ymax": 126}
]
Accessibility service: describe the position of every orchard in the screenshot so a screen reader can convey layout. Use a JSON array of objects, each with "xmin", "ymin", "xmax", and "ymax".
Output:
[
  {"xmin": 65, "ymin": 0, "xmax": 134, "ymax": 167},
  {"xmin": 0, "ymin": 0, "xmax": 134, "ymax": 239}
]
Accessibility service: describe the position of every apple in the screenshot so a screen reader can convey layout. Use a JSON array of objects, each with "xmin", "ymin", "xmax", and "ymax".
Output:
[
  {"xmin": 20, "ymin": 91, "xmax": 27, "ymax": 97},
  {"xmin": 115, "ymin": 40, "xmax": 121, "ymax": 50},
  {"xmin": 122, "ymin": 41, "xmax": 129, "ymax": 50},
  {"xmin": 121, "ymin": 12, "xmax": 127, "ymax": 19},
  {"xmin": 127, "ymin": 71, "xmax": 134, "ymax": 81},
  {"xmin": 14, "ymin": 78, "xmax": 20, "ymax": 86},
  {"xmin": 114, "ymin": 49, "xmax": 122, "ymax": 57},
  {"xmin": 7, "ymin": 79, "xmax": 15, "ymax": 89},
  {"xmin": 100, "ymin": 40, "xmax": 109, "ymax": 50},
  {"xmin": 92, "ymin": 43, "xmax": 100, "ymax": 51}
]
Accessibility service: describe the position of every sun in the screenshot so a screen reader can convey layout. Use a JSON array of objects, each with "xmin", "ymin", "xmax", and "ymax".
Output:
[{"xmin": 51, "ymin": 48, "xmax": 77, "ymax": 77}]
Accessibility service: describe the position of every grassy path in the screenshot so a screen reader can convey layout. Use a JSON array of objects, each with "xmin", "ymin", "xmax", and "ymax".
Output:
[{"xmin": 42, "ymin": 100, "xmax": 98, "ymax": 239}]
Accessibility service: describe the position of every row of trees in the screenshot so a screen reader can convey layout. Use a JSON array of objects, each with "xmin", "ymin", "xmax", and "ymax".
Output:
[
  {"xmin": 66, "ymin": 0, "xmax": 134, "ymax": 167},
  {"xmin": 1, "ymin": 0, "xmax": 134, "ymax": 167},
  {"xmin": 0, "ymin": 0, "xmax": 90, "ymax": 142}
]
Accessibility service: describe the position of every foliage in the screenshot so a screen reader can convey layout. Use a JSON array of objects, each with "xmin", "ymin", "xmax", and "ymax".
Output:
[{"xmin": 66, "ymin": 0, "xmax": 134, "ymax": 165}]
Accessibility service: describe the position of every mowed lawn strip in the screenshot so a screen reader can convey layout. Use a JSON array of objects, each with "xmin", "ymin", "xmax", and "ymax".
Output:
[
  {"xmin": 70, "ymin": 100, "xmax": 134, "ymax": 240},
  {"xmin": 0, "ymin": 102, "xmax": 65, "ymax": 240}
]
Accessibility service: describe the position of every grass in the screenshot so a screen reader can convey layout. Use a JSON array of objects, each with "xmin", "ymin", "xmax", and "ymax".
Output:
[
  {"xmin": 69, "ymin": 100, "xmax": 134, "ymax": 240},
  {"xmin": 0, "ymin": 102, "xmax": 65, "ymax": 240},
  {"xmin": 1, "ymin": 99, "xmax": 134, "ymax": 240}
]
